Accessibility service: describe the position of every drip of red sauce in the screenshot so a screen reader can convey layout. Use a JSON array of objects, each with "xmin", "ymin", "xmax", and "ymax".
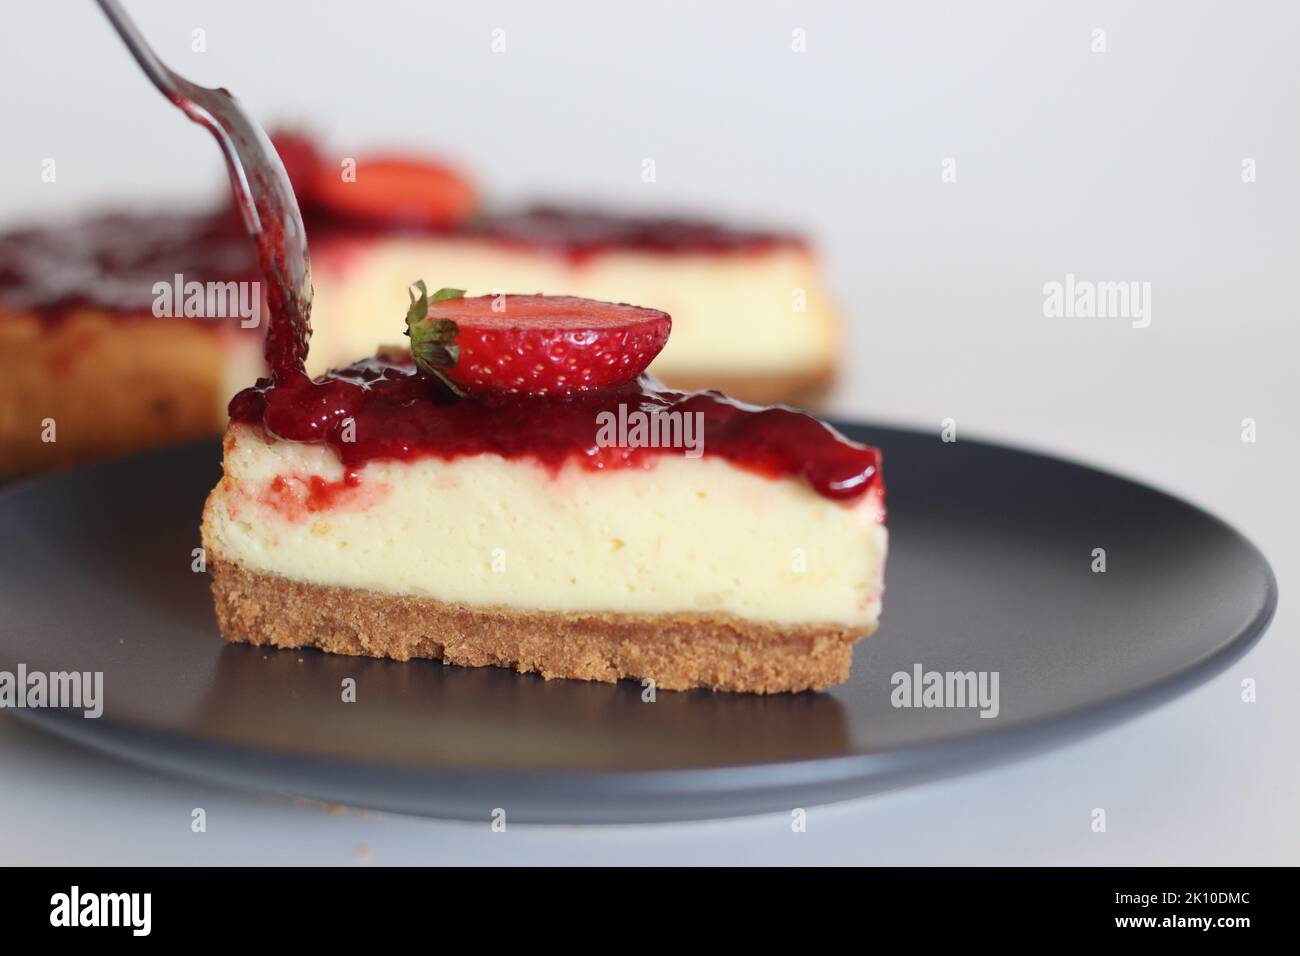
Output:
[
  {"xmin": 228, "ymin": 355, "xmax": 883, "ymax": 506},
  {"xmin": 250, "ymin": 182, "xmax": 311, "ymax": 381}
]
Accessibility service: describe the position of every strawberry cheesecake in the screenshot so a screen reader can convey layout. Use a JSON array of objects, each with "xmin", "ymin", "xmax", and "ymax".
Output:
[
  {"xmin": 201, "ymin": 286, "xmax": 886, "ymax": 693},
  {"xmin": 0, "ymin": 135, "xmax": 841, "ymax": 480}
]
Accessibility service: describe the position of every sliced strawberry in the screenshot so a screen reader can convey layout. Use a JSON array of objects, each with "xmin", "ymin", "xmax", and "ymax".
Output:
[
  {"xmin": 405, "ymin": 284, "xmax": 671, "ymax": 397},
  {"xmin": 313, "ymin": 156, "xmax": 477, "ymax": 228}
]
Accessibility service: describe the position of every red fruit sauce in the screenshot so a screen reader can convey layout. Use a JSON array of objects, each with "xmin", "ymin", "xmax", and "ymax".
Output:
[
  {"xmin": 261, "ymin": 470, "xmax": 368, "ymax": 520},
  {"xmin": 470, "ymin": 205, "xmax": 805, "ymax": 265},
  {"xmin": 250, "ymin": 178, "xmax": 311, "ymax": 380},
  {"xmin": 228, "ymin": 354, "xmax": 883, "ymax": 506},
  {"xmin": 0, "ymin": 210, "xmax": 256, "ymax": 320}
]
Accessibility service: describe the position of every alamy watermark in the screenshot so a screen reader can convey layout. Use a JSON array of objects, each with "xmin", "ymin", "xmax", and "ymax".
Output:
[
  {"xmin": 1042, "ymin": 273, "xmax": 1151, "ymax": 328},
  {"xmin": 595, "ymin": 404, "xmax": 704, "ymax": 458},
  {"xmin": 50, "ymin": 886, "xmax": 150, "ymax": 936},
  {"xmin": 0, "ymin": 664, "xmax": 102, "ymax": 718},
  {"xmin": 891, "ymin": 663, "xmax": 999, "ymax": 718},
  {"xmin": 152, "ymin": 273, "xmax": 261, "ymax": 328}
]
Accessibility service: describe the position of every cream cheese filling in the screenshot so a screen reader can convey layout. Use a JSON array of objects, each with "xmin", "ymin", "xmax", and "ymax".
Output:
[{"xmin": 203, "ymin": 424, "xmax": 886, "ymax": 628}]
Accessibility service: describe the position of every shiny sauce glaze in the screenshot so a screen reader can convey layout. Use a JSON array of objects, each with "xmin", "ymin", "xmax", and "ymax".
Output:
[{"xmin": 229, "ymin": 355, "xmax": 883, "ymax": 506}]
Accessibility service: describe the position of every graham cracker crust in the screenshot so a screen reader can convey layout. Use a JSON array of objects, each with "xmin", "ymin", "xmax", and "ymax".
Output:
[
  {"xmin": 0, "ymin": 308, "xmax": 227, "ymax": 480},
  {"xmin": 209, "ymin": 557, "xmax": 871, "ymax": 694}
]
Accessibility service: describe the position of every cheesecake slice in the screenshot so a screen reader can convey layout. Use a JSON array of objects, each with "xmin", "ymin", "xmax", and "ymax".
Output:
[{"xmin": 201, "ymin": 292, "xmax": 885, "ymax": 693}]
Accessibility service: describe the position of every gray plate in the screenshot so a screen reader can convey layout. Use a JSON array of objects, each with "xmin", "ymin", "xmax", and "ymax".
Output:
[{"xmin": 0, "ymin": 427, "xmax": 1276, "ymax": 823}]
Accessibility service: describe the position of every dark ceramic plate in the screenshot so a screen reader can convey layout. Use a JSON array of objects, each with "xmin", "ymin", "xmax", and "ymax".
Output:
[{"xmin": 0, "ymin": 427, "xmax": 1275, "ymax": 823}]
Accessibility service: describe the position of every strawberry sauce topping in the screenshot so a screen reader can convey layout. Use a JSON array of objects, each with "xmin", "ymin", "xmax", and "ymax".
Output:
[
  {"xmin": 0, "ymin": 211, "xmax": 256, "ymax": 320},
  {"xmin": 228, "ymin": 355, "xmax": 883, "ymax": 505},
  {"xmin": 471, "ymin": 205, "xmax": 805, "ymax": 264}
]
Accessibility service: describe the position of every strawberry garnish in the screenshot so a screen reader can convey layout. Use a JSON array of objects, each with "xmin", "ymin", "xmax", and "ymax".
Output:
[
  {"xmin": 269, "ymin": 129, "xmax": 325, "ymax": 206},
  {"xmin": 404, "ymin": 283, "xmax": 671, "ymax": 397},
  {"xmin": 314, "ymin": 157, "xmax": 477, "ymax": 228}
]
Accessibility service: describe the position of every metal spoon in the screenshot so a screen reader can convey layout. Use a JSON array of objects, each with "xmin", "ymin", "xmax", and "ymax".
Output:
[{"xmin": 94, "ymin": 0, "xmax": 311, "ymax": 372}]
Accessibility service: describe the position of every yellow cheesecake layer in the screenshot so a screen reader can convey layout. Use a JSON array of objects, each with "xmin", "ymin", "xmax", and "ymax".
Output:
[{"xmin": 202, "ymin": 423, "xmax": 886, "ymax": 628}]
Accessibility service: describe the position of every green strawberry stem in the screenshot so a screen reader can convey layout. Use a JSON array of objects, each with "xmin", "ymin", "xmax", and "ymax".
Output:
[{"xmin": 404, "ymin": 280, "xmax": 467, "ymax": 396}]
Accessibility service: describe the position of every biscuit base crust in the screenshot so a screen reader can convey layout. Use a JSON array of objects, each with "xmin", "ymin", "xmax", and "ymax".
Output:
[
  {"xmin": 210, "ymin": 557, "xmax": 871, "ymax": 694},
  {"xmin": 0, "ymin": 309, "xmax": 229, "ymax": 480}
]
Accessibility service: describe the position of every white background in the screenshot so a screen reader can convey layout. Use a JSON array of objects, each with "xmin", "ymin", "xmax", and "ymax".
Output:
[{"xmin": 0, "ymin": 0, "xmax": 1296, "ymax": 864}]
